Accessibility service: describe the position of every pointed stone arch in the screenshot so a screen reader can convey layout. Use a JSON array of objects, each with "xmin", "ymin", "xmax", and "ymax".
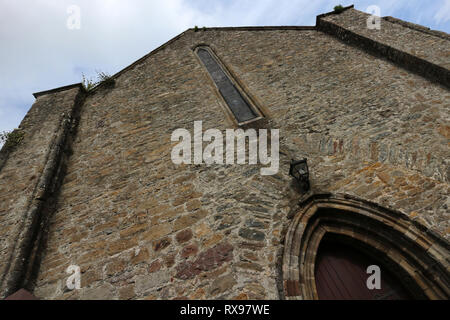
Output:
[{"xmin": 282, "ymin": 193, "xmax": 450, "ymax": 300}]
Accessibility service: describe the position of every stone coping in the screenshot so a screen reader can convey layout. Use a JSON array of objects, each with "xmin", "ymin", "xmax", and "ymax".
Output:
[
  {"xmin": 33, "ymin": 83, "xmax": 85, "ymax": 98},
  {"xmin": 31, "ymin": 4, "xmax": 449, "ymax": 97}
]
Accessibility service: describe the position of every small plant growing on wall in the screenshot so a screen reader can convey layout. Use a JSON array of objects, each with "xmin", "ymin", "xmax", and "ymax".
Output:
[
  {"xmin": 82, "ymin": 73, "xmax": 96, "ymax": 91},
  {"xmin": 82, "ymin": 70, "xmax": 115, "ymax": 92},
  {"xmin": 334, "ymin": 5, "xmax": 345, "ymax": 14},
  {"xmin": 97, "ymin": 71, "xmax": 115, "ymax": 88},
  {"xmin": 0, "ymin": 129, "xmax": 25, "ymax": 151}
]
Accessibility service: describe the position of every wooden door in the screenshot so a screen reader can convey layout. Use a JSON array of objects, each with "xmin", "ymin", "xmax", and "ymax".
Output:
[{"xmin": 315, "ymin": 240, "xmax": 411, "ymax": 300}]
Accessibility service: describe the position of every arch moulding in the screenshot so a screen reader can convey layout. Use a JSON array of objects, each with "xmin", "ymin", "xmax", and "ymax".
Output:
[{"xmin": 282, "ymin": 193, "xmax": 450, "ymax": 300}]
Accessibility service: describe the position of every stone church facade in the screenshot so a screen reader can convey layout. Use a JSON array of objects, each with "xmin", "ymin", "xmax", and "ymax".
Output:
[{"xmin": 0, "ymin": 6, "xmax": 449, "ymax": 299}]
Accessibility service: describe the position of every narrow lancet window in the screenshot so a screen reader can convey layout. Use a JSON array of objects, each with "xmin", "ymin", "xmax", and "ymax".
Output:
[{"xmin": 196, "ymin": 47, "xmax": 261, "ymax": 124}]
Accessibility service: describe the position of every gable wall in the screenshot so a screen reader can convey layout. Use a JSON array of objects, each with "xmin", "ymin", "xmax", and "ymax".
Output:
[
  {"xmin": 28, "ymin": 24, "xmax": 449, "ymax": 299},
  {"xmin": 0, "ymin": 8, "xmax": 446, "ymax": 300}
]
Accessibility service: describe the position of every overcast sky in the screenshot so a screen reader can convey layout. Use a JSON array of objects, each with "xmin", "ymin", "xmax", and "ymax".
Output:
[{"xmin": 1, "ymin": 0, "xmax": 449, "ymax": 135}]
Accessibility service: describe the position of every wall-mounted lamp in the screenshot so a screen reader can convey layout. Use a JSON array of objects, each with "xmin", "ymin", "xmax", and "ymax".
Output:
[{"xmin": 289, "ymin": 158, "xmax": 310, "ymax": 191}]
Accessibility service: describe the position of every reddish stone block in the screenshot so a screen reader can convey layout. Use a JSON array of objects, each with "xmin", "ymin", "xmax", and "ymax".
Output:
[
  {"xmin": 175, "ymin": 242, "xmax": 233, "ymax": 280},
  {"xmin": 176, "ymin": 229, "xmax": 193, "ymax": 244},
  {"xmin": 180, "ymin": 244, "xmax": 198, "ymax": 258}
]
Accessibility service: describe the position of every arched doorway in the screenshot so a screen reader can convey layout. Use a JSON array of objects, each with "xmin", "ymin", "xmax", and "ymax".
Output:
[
  {"xmin": 282, "ymin": 193, "xmax": 450, "ymax": 300},
  {"xmin": 315, "ymin": 236, "xmax": 412, "ymax": 300}
]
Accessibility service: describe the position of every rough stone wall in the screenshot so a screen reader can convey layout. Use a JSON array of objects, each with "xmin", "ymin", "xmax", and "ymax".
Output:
[
  {"xmin": 2, "ymin": 8, "xmax": 447, "ymax": 300},
  {"xmin": 322, "ymin": 8, "xmax": 450, "ymax": 70},
  {"xmin": 317, "ymin": 8, "xmax": 450, "ymax": 87},
  {"xmin": 0, "ymin": 86, "xmax": 84, "ymax": 297}
]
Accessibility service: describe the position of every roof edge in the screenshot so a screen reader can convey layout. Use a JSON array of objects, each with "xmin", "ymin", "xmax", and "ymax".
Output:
[
  {"xmin": 32, "ymin": 3, "xmax": 449, "ymax": 96},
  {"xmin": 90, "ymin": 25, "xmax": 316, "ymax": 93},
  {"xmin": 39, "ymin": 26, "xmax": 316, "ymax": 95},
  {"xmin": 33, "ymin": 83, "xmax": 85, "ymax": 98},
  {"xmin": 89, "ymin": 29, "xmax": 193, "ymax": 94},
  {"xmin": 316, "ymin": 14, "xmax": 450, "ymax": 88},
  {"xmin": 191, "ymin": 26, "xmax": 315, "ymax": 31},
  {"xmin": 383, "ymin": 16, "xmax": 450, "ymax": 40}
]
